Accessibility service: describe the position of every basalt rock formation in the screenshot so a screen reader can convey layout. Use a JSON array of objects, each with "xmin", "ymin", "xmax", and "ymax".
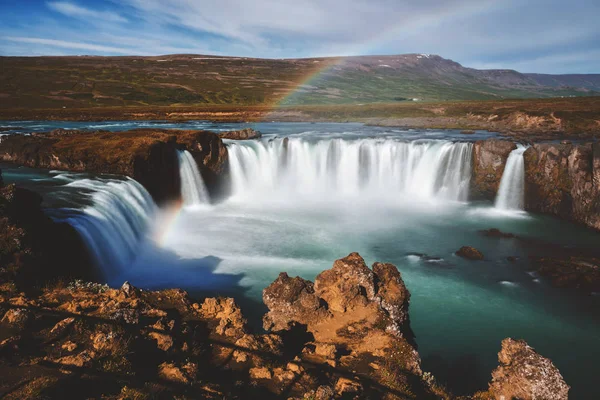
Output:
[
  {"xmin": 523, "ymin": 142, "xmax": 600, "ymax": 231},
  {"xmin": 218, "ymin": 128, "xmax": 262, "ymax": 140},
  {"xmin": 0, "ymin": 129, "xmax": 229, "ymax": 204},
  {"xmin": 471, "ymin": 139, "xmax": 517, "ymax": 200}
]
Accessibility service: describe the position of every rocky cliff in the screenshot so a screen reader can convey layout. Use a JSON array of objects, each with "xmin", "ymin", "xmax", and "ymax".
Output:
[
  {"xmin": 0, "ymin": 129, "xmax": 228, "ymax": 204},
  {"xmin": 524, "ymin": 142, "xmax": 600, "ymax": 230},
  {"xmin": 470, "ymin": 139, "xmax": 517, "ymax": 200}
]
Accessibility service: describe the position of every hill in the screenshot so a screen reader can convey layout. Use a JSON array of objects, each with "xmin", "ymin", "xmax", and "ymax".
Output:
[{"xmin": 1, "ymin": 54, "xmax": 599, "ymax": 108}]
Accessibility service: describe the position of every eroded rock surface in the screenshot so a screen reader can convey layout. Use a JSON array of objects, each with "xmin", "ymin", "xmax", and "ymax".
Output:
[
  {"xmin": 0, "ymin": 129, "xmax": 228, "ymax": 203},
  {"xmin": 486, "ymin": 338, "xmax": 569, "ymax": 400},
  {"xmin": 218, "ymin": 128, "xmax": 262, "ymax": 140},
  {"xmin": 471, "ymin": 139, "xmax": 517, "ymax": 200},
  {"xmin": 524, "ymin": 142, "xmax": 600, "ymax": 231}
]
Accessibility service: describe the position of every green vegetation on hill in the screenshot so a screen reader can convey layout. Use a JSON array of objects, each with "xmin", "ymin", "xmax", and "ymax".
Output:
[{"xmin": 1, "ymin": 54, "xmax": 598, "ymax": 109}]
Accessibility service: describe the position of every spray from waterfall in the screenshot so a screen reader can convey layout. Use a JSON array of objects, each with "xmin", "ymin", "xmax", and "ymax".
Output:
[
  {"xmin": 56, "ymin": 178, "xmax": 156, "ymax": 276},
  {"xmin": 495, "ymin": 145, "xmax": 527, "ymax": 210},
  {"xmin": 227, "ymin": 138, "xmax": 473, "ymax": 202},
  {"xmin": 177, "ymin": 150, "xmax": 210, "ymax": 206}
]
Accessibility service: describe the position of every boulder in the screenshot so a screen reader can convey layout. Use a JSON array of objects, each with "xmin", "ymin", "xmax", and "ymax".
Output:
[
  {"xmin": 263, "ymin": 253, "xmax": 420, "ymax": 374},
  {"xmin": 471, "ymin": 139, "xmax": 517, "ymax": 200},
  {"xmin": 487, "ymin": 338, "xmax": 569, "ymax": 400},
  {"xmin": 455, "ymin": 246, "xmax": 484, "ymax": 260}
]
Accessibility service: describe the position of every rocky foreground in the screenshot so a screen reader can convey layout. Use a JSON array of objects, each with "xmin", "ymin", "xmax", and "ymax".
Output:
[{"xmin": 0, "ymin": 255, "xmax": 569, "ymax": 400}]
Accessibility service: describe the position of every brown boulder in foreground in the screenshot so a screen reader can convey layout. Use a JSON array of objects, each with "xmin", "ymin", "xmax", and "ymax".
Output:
[
  {"xmin": 456, "ymin": 246, "xmax": 485, "ymax": 260},
  {"xmin": 487, "ymin": 338, "xmax": 569, "ymax": 400},
  {"xmin": 263, "ymin": 252, "xmax": 420, "ymax": 374}
]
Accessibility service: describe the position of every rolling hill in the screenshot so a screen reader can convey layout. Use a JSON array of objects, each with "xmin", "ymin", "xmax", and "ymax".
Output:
[{"xmin": 0, "ymin": 53, "xmax": 598, "ymax": 108}]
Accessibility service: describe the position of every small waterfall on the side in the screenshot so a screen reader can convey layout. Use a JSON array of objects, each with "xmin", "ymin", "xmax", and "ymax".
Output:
[
  {"xmin": 57, "ymin": 178, "xmax": 156, "ymax": 276},
  {"xmin": 177, "ymin": 150, "xmax": 210, "ymax": 206},
  {"xmin": 227, "ymin": 138, "xmax": 473, "ymax": 202},
  {"xmin": 495, "ymin": 145, "xmax": 527, "ymax": 210}
]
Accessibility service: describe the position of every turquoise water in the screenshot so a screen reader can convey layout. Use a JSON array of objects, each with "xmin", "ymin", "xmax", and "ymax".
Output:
[{"xmin": 2, "ymin": 121, "xmax": 599, "ymax": 398}]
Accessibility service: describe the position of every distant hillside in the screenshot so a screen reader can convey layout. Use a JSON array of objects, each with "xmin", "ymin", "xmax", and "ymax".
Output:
[{"xmin": 0, "ymin": 54, "xmax": 598, "ymax": 108}]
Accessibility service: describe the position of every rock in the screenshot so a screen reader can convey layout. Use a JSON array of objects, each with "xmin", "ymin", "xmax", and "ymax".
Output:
[
  {"xmin": 372, "ymin": 261, "xmax": 411, "ymax": 335},
  {"xmin": 287, "ymin": 361, "xmax": 304, "ymax": 373},
  {"xmin": 524, "ymin": 143, "xmax": 600, "ymax": 231},
  {"xmin": 218, "ymin": 128, "xmax": 262, "ymax": 140},
  {"xmin": 461, "ymin": 130, "xmax": 476, "ymax": 134},
  {"xmin": 91, "ymin": 331, "xmax": 120, "ymax": 352},
  {"xmin": 249, "ymin": 366, "xmax": 272, "ymax": 380},
  {"xmin": 198, "ymin": 297, "xmax": 247, "ymax": 338},
  {"xmin": 335, "ymin": 377, "xmax": 362, "ymax": 396},
  {"xmin": 479, "ymin": 228, "xmax": 515, "ymax": 238},
  {"xmin": 272, "ymin": 367, "xmax": 295, "ymax": 382},
  {"xmin": 263, "ymin": 253, "xmax": 421, "ymax": 376},
  {"xmin": 1, "ymin": 308, "xmax": 29, "ymax": 327},
  {"xmin": 471, "ymin": 139, "xmax": 517, "ymax": 200},
  {"xmin": 456, "ymin": 246, "xmax": 484, "ymax": 260},
  {"xmin": 120, "ymin": 281, "xmax": 139, "ymax": 298},
  {"xmin": 148, "ymin": 332, "xmax": 174, "ymax": 351},
  {"xmin": 314, "ymin": 385, "xmax": 335, "ymax": 400},
  {"xmin": 530, "ymin": 255, "xmax": 600, "ymax": 292},
  {"xmin": 61, "ymin": 341, "xmax": 78, "ymax": 352},
  {"xmin": 49, "ymin": 317, "xmax": 75, "ymax": 336},
  {"xmin": 158, "ymin": 362, "xmax": 197, "ymax": 384},
  {"xmin": 55, "ymin": 350, "xmax": 95, "ymax": 368},
  {"xmin": 262, "ymin": 272, "xmax": 330, "ymax": 332},
  {"xmin": 0, "ymin": 335, "xmax": 20, "ymax": 351},
  {"xmin": 488, "ymin": 338, "xmax": 569, "ymax": 400},
  {"xmin": 314, "ymin": 342, "xmax": 337, "ymax": 359},
  {"xmin": 0, "ymin": 129, "xmax": 228, "ymax": 204},
  {"xmin": 233, "ymin": 333, "xmax": 283, "ymax": 364}
]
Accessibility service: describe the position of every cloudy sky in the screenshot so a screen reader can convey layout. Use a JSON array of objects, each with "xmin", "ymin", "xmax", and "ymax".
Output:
[{"xmin": 0, "ymin": 0, "xmax": 598, "ymax": 73}]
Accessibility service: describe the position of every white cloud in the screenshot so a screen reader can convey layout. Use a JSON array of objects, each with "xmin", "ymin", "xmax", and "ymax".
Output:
[
  {"xmin": 47, "ymin": 1, "xmax": 128, "ymax": 23},
  {"xmin": 1, "ymin": 37, "xmax": 139, "ymax": 55},
  {"xmin": 0, "ymin": 0, "xmax": 598, "ymax": 73}
]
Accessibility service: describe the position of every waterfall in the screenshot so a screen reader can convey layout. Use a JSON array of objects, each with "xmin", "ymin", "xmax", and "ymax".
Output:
[
  {"xmin": 227, "ymin": 138, "xmax": 473, "ymax": 202},
  {"xmin": 177, "ymin": 150, "xmax": 210, "ymax": 206},
  {"xmin": 495, "ymin": 145, "xmax": 527, "ymax": 210},
  {"xmin": 56, "ymin": 178, "xmax": 156, "ymax": 276}
]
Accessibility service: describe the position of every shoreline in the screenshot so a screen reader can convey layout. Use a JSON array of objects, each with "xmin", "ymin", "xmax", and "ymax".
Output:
[{"xmin": 0, "ymin": 97, "xmax": 599, "ymax": 141}]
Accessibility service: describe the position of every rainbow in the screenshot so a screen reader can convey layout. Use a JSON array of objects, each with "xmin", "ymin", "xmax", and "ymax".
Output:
[{"xmin": 271, "ymin": 56, "xmax": 345, "ymax": 108}]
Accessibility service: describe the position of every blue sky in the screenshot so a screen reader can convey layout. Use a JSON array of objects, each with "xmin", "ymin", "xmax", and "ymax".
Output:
[{"xmin": 0, "ymin": 0, "xmax": 598, "ymax": 73}]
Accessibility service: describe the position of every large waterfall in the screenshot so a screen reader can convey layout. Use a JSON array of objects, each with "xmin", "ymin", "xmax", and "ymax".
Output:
[
  {"xmin": 495, "ymin": 145, "xmax": 527, "ymax": 210},
  {"xmin": 177, "ymin": 150, "xmax": 210, "ymax": 206},
  {"xmin": 58, "ymin": 178, "xmax": 156, "ymax": 276},
  {"xmin": 228, "ymin": 138, "xmax": 473, "ymax": 202}
]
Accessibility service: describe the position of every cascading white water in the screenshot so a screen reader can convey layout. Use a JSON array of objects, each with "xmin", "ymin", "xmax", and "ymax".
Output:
[
  {"xmin": 228, "ymin": 138, "xmax": 473, "ymax": 202},
  {"xmin": 58, "ymin": 178, "xmax": 156, "ymax": 275},
  {"xmin": 495, "ymin": 145, "xmax": 527, "ymax": 210},
  {"xmin": 177, "ymin": 150, "xmax": 210, "ymax": 206}
]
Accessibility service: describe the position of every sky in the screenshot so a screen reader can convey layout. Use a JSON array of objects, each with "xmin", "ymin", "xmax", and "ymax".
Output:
[{"xmin": 0, "ymin": 0, "xmax": 598, "ymax": 74}]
